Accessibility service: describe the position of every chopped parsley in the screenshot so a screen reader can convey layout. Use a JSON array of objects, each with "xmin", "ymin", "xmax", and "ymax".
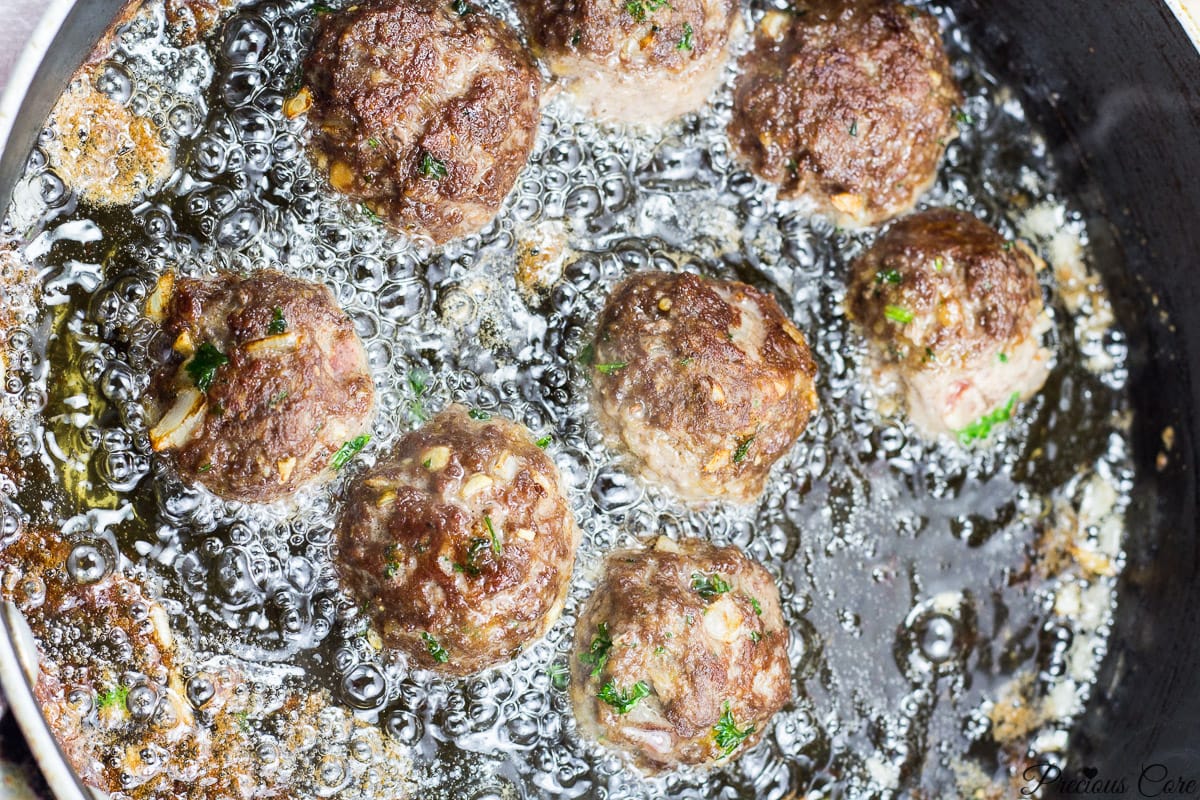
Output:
[
  {"xmin": 331, "ymin": 434, "xmax": 371, "ymax": 470},
  {"xmin": 384, "ymin": 560, "xmax": 401, "ymax": 578},
  {"xmin": 998, "ymin": 352, "xmax": 1009, "ymax": 363},
  {"xmin": 713, "ymin": 702, "xmax": 755, "ymax": 756},
  {"xmin": 654, "ymin": 645, "xmax": 666, "ymax": 655},
  {"xmin": 408, "ymin": 369, "xmax": 429, "ymax": 422},
  {"xmin": 577, "ymin": 342, "xmax": 596, "ymax": 368},
  {"xmin": 547, "ymin": 662, "xmax": 570, "ymax": 690},
  {"xmin": 884, "ymin": 304, "xmax": 914, "ymax": 324},
  {"xmin": 454, "ymin": 537, "xmax": 490, "ymax": 576},
  {"xmin": 732, "ymin": 434, "xmax": 755, "ymax": 464},
  {"xmin": 312, "ymin": 2, "xmax": 337, "ymax": 13},
  {"xmin": 933, "ymin": 256, "xmax": 945, "ymax": 272},
  {"xmin": 268, "ymin": 307, "xmax": 287, "ymax": 335},
  {"xmin": 624, "ymin": 0, "xmax": 669, "ymax": 22},
  {"xmin": 1002, "ymin": 240, "xmax": 1015, "ymax": 251},
  {"xmin": 95, "ymin": 685, "xmax": 129, "ymax": 713},
  {"xmin": 678, "ymin": 356, "xmax": 694, "ymax": 366},
  {"xmin": 536, "ymin": 434, "xmax": 553, "ymax": 449},
  {"xmin": 875, "ymin": 268, "xmax": 901, "ymax": 285},
  {"xmin": 269, "ymin": 390, "xmax": 289, "ymax": 408},
  {"xmin": 484, "ymin": 515, "xmax": 501, "ymax": 555},
  {"xmin": 186, "ymin": 343, "xmax": 229, "ymax": 392},
  {"xmin": 676, "ymin": 21, "xmax": 694, "ymax": 51},
  {"xmin": 198, "ymin": 463, "xmax": 212, "ymax": 472},
  {"xmin": 422, "ymin": 632, "xmax": 449, "ymax": 663},
  {"xmin": 849, "ymin": 119, "xmax": 858, "ymax": 137},
  {"xmin": 595, "ymin": 362, "xmax": 627, "ymax": 375},
  {"xmin": 750, "ymin": 631, "xmax": 762, "ymax": 644},
  {"xmin": 692, "ymin": 572, "xmax": 732, "ymax": 600},
  {"xmin": 954, "ymin": 108, "xmax": 974, "ymax": 126},
  {"xmin": 360, "ymin": 203, "xmax": 383, "ymax": 224},
  {"xmin": 419, "ymin": 152, "xmax": 448, "ymax": 180},
  {"xmin": 597, "ymin": 680, "xmax": 650, "ymax": 714},
  {"xmin": 366, "ymin": 136, "xmax": 381, "ymax": 148},
  {"xmin": 957, "ymin": 392, "xmax": 1020, "ymax": 445},
  {"xmin": 451, "ymin": 0, "xmax": 472, "ymax": 13},
  {"xmin": 468, "ymin": 408, "xmax": 491, "ymax": 420},
  {"xmin": 570, "ymin": 29, "xmax": 582, "ymax": 46},
  {"xmin": 749, "ymin": 596, "xmax": 763, "ymax": 615},
  {"xmin": 579, "ymin": 622, "xmax": 613, "ymax": 677}
]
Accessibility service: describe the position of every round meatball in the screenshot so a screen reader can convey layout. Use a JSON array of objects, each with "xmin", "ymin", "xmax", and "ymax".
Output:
[
  {"xmin": 729, "ymin": 0, "xmax": 960, "ymax": 227},
  {"xmin": 590, "ymin": 270, "xmax": 819, "ymax": 504},
  {"xmin": 301, "ymin": 0, "xmax": 541, "ymax": 244},
  {"xmin": 571, "ymin": 536, "xmax": 792, "ymax": 771},
  {"xmin": 336, "ymin": 405, "xmax": 579, "ymax": 676},
  {"xmin": 515, "ymin": 0, "xmax": 741, "ymax": 124},
  {"xmin": 846, "ymin": 208, "xmax": 1052, "ymax": 437},
  {"xmin": 146, "ymin": 270, "xmax": 375, "ymax": 503}
]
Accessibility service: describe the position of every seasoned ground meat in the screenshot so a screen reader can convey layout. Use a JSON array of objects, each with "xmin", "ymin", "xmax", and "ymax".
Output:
[
  {"xmin": 846, "ymin": 208, "xmax": 1052, "ymax": 437},
  {"xmin": 336, "ymin": 405, "xmax": 579, "ymax": 676},
  {"xmin": 590, "ymin": 270, "xmax": 818, "ymax": 504},
  {"xmin": 729, "ymin": 0, "xmax": 960, "ymax": 227},
  {"xmin": 301, "ymin": 0, "xmax": 541, "ymax": 244},
  {"xmin": 571, "ymin": 536, "xmax": 791, "ymax": 771},
  {"xmin": 145, "ymin": 270, "xmax": 374, "ymax": 503},
  {"xmin": 515, "ymin": 0, "xmax": 741, "ymax": 124}
]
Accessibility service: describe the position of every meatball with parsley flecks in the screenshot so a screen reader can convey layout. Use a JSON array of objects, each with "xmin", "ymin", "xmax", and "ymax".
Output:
[
  {"xmin": 589, "ymin": 270, "xmax": 818, "ymax": 504},
  {"xmin": 846, "ymin": 207, "xmax": 1052, "ymax": 439},
  {"xmin": 145, "ymin": 270, "xmax": 375, "ymax": 503},
  {"xmin": 299, "ymin": 0, "xmax": 541, "ymax": 244},
  {"xmin": 729, "ymin": 0, "xmax": 961, "ymax": 227},
  {"xmin": 515, "ymin": 0, "xmax": 741, "ymax": 124},
  {"xmin": 335, "ymin": 405, "xmax": 579, "ymax": 676},
  {"xmin": 571, "ymin": 536, "xmax": 792, "ymax": 772}
]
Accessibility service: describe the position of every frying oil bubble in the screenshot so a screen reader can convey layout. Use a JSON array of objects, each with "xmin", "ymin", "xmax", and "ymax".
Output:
[{"xmin": 0, "ymin": 0, "xmax": 1134, "ymax": 798}]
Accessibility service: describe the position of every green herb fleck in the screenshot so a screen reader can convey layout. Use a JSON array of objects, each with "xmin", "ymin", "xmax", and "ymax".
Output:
[
  {"xmin": 685, "ymin": 613, "xmax": 695, "ymax": 625},
  {"xmin": 1002, "ymin": 240, "xmax": 1015, "ymax": 251},
  {"xmin": 692, "ymin": 572, "xmax": 732, "ymax": 600},
  {"xmin": 676, "ymin": 21, "xmax": 694, "ymax": 51},
  {"xmin": 577, "ymin": 343, "xmax": 596, "ymax": 368},
  {"xmin": 312, "ymin": 2, "xmax": 337, "ymax": 13},
  {"xmin": 957, "ymin": 392, "xmax": 1020, "ymax": 444},
  {"xmin": 579, "ymin": 622, "xmax": 613, "ymax": 677},
  {"xmin": 268, "ymin": 307, "xmax": 287, "ymax": 335},
  {"xmin": 360, "ymin": 203, "xmax": 383, "ymax": 224},
  {"xmin": 269, "ymin": 390, "xmax": 289, "ymax": 408},
  {"xmin": 451, "ymin": 0, "xmax": 472, "ymax": 13},
  {"xmin": 96, "ymin": 684, "xmax": 129, "ymax": 713},
  {"xmin": 484, "ymin": 515, "xmax": 501, "ymax": 555},
  {"xmin": 875, "ymin": 268, "xmax": 901, "ymax": 285},
  {"xmin": 536, "ymin": 434, "xmax": 553, "ymax": 449},
  {"xmin": 597, "ymin": 680, "xmax": 650, "ymax": 714},
  {"xmin": 678, "ymin": 357, "xmax": 694, "ymax": 366},
  {"xmin": 954, "ymin": 108, "xmax": 974, "ymax": 126},
  {"xmin": 547, "ymin": 662, "xmax": 570, "ymax": 690},
  {"xmin": 419, "ymin": 152, "xmax": 448, "ymax": 180},
  {"xmin": 422, "ymin": 632, "xmax": 450, "ymax": 663},
  {"xmin": 750, "ymin": 631, "xmax": 762, "ymax": 643},
  {"xmin": 749, "ymin": 596, "xmax": 763, "ymax": 615},
  {"xmin": 713, "ymin": 702, "xmax": 755, "ymax": 756},
  {"xmin": 595, "ymin": 362, "xmax": 628, "ymax": 375},
  {"xmin": 367, "ymin": 137, "xmax": 381, "ymax": 149},
  {"xmin": 925, "ymin": 347, "xmax": 937, "ymax": 362},
  {"xmin": 884, "ymin": 305, "xmax": 914, "ymax": 324},
  {"xmin": 998, "ymin": 352, "xmax": 1009, "ymax": 363},
  {"xmin": 468, "ymin": 408, "xmax": 491, "ymax": 420},
  {"xmin": 654, "ymin": 645, "xmax": 666, "ymax": 655},
  {"xmin": 198, "ymin": 463, "xmax": 212, "ymax": 473},
  {"xmin": 186, "ymin": 343, "xmax": 229, "ymax": 392},
  {"xmin": 732, "ymin": 434, "xmax": 755, "ymax": 464},
  {"xmin": 331, "ymin": 434, "xmax": 371, "ymax": 470},
  {"xmin": 933, "ymin": 256, "xmax": 945, "ymax": 272},
  {"xmin": 849, "ymin": 119, "xmax": 858, "ymax": 137},
  {"xmin": 786, "ymin": 158, "xmax": 799, "ymax": 174},
  {"xmin": 571, "ymin": 29, "xmax": 582, "ymax": 45}
]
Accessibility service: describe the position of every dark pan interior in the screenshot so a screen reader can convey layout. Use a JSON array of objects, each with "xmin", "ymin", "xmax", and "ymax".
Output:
[
  {"xmin": 0, "ymin": 0, "xmax": 1198, "ymax": 794},
  {"xmin": 946, "ymin": 0, "xmax": 1200, "ymax": 787}
]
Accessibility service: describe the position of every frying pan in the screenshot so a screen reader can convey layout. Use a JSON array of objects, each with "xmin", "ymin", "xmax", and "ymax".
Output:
[{"xmin": 0, "ymin": 0, "xmax": 1197, "ymax": 797}]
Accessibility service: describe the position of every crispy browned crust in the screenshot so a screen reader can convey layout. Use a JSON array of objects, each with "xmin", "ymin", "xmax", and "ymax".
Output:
[
  {"xmin": 336, "ymin": 405, "xmax": 579, "ymax": 676},
  {"xmin": 846, "ymin": 208, "xmax": 1043, "ymax": 369},
  {"xmin": 303, "ymin": 0, "xmax": 541, "ymax": 244},
  {"xmin": 591, "ymin": 270, "xmax": 818, "ymax": 503},
  {"xmin": 729, "ymin": 0, "xmax": 960, "ymax": 225},
  {"xmin": 150, "ymin": 270, "xmax": 374, "ymax": 503},
  {"xmin": 571, "ymin": 537, "xmax": 791, "ymax": 771}
]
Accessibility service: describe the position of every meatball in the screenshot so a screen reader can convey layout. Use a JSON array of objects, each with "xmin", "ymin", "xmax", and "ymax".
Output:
[
  {"xmin": 571, "ymin": 536, "xmax": 791, "ymax": 771},
  {"xmin": 729, "ymin": 0, "xmax": 960, "ymax": 227},
  {"xmin": 515, "ymin": 0, "xmax": 741, "ymax": 124},
  {"xmin": 301, "ymin": 0, "xmax": 541, "ymax": 244},
  {"xmin": 145, "ymin": 270, "xmax": 375, "ymax": 503},
  {"xmin": 846, "ymin": 208, "xmax": 1052, "ymax": 437},
  {"xmin": 589, "ymin": 270, "xmax": 819, "ymax": 504},
  {"xmin": 336, "ymin": 405, "xmax": 579, "ymax": 676}
]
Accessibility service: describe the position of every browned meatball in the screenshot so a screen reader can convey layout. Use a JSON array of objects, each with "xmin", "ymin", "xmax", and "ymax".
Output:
[
  {"xmin": 145, "ymin": 270, "xmax": 375, "ymax": 503},
  {"xmin": 590, "ymin": 271, "xmax": 818, "ymax": 504},
  {"xmin": 515, "ymin": 0, "xmax": 741, "ymax": 124},
  {"xmin": 301, "ymin": 0, "xmax": 541, "ymax": 244},
  {"xmin": 571, "ymin": 536, "xmax": 791, "ymax": 771},
  {"xmin": 729, "ymin": 0, "xmax": 960, "ymax": 227},
  {"xmin": 846, "ymin": 208, "xmax": 1052, "ymax": 438},
  {"xmin": 336, "ymin": 405, "xmax": 579, "ymax": 676}
]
